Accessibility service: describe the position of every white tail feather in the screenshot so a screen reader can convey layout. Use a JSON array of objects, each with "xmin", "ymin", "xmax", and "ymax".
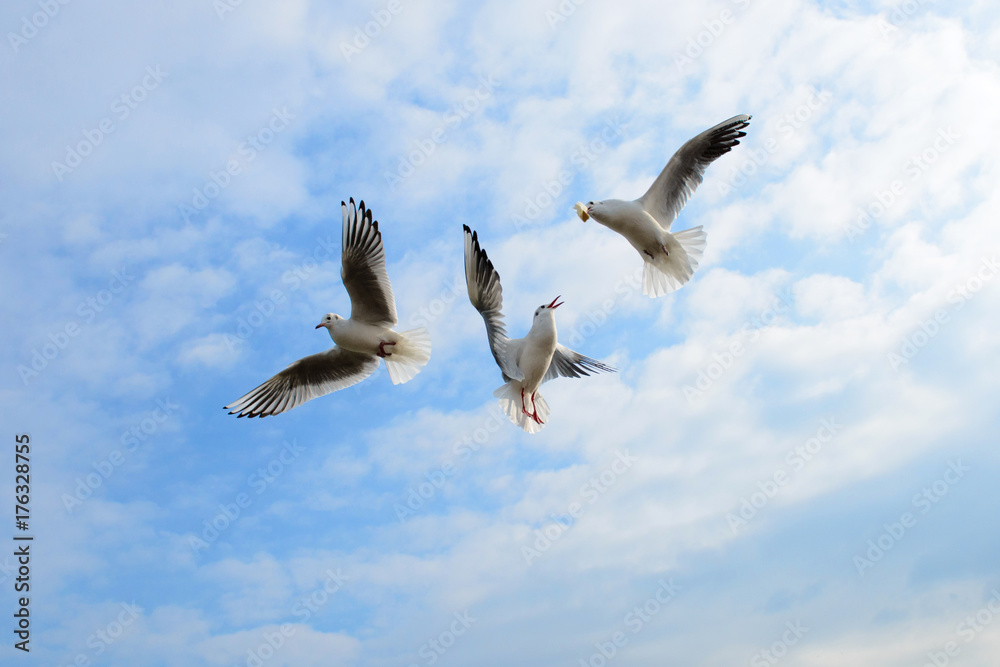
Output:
[
  {"xmin": 493, "ymin": 381, "xmax": 550, "ymax": 434},
  {"xmin": 642, "ymin": 226, "xmax": 707, "ymax": 297},
  {"xmin": 383, "ymin": 327, "xmax": 432, "ymax": 385}
]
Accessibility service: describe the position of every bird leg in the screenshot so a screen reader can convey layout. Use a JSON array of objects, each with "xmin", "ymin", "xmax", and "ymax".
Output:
[
  {"xmin": 644, "ymin": 250, "xmax": 655, "ymax": 259},
  {"xmin": 661, "ymin": 244, "xmax": 670, "ymax": 257},
  {"xmin": 530, "ymin": 391, "xmax": 545, "ymax": 425},
  {"xmin": 521, "ymin": 388, "xmax": 531, "ymax": 418},
  {"xmin": 377, "ymin": 341, "xmax": 395, "ymax": 358}
]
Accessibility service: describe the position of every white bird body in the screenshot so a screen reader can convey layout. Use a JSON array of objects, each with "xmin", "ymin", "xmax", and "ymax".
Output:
[
  {"xmin": 510, "ymin": 309, "xmax": 558, "ymax": 398},
  {"xmin": 225, "ymin": 199, "xmax": 431, "ymax": 418},
  {"xmin": 324, "ymin": 317, "xmax": 399, "ymax": 356},
  {"xmin": 580, "ymin": 114, "xmax": 751, "ymax": 297},
  {"xmin": 463, "ymin": 225, "xmax": 615, "ymax": 433},
  {"xmin": 593, "ymin": 199, "xmax": 667, "ymax": 256}
]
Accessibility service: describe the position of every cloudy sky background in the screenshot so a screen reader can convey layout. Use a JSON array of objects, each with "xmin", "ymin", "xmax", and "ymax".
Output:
[{"xmin": 2, "ymin": 0, "xmax": 1000, "ymax": 665}]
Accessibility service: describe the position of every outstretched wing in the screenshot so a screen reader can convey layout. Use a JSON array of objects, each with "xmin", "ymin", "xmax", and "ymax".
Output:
[
  {"xmin": 636, "ymin": 114, "xmax": 751, "ymax": 228},
  {"xmin": 543, "ymin": 344, "xmax": 616, "ymax": 384},
  {"xmin": 463, "ymin": 225, "xmax": 523, "ymax": 381},
  {"xmin": 341, "ymin": 198, "xmax": 398, "ymax": 327},
  {"xmin": 225, "ymin": 348, "xmax": 379, "ymax": 417}
]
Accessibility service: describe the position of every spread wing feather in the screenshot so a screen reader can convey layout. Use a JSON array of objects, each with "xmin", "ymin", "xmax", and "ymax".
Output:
[
  {"xmin": 637, "ymin": 114, "xmax": 751, "ymax": 228},
  {"xmin": 225, "ymin": 348, "xmax": 379, "ymax": 417},
  {"xmin": 463, "ymin": 225, "xmax": 523, "ymax": 381},
  {"xmin": 543, "ymin": 344, "xmax": 616, "ymax": 384},
  {"xmin": 341, "ymin": 198, "xmax": 398, "ymax": 327}
]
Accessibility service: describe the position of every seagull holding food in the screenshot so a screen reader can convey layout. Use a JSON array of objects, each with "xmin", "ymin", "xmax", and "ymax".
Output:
[
  {"xmin": 575, "ymin": 114, "xmax": 751, "ymax": 297},
  {"xmin": 225, "ymin": 199, "xmax": 431, "ymax": 417},
  {"xmin": 463, "ymin": 225, "xmax": 615, "ymax": 433}
]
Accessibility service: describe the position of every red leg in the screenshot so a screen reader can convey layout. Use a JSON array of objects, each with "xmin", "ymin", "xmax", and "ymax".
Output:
[
  {"xmin": 378, "ymin": 341, "xmax": 394, "ymax": 358},
  {"xmin": 521, "ymin": 388, "xmax": 531, "ymax": 417},
  {"xmin": 530, "ymin": 391, "xmax": 544, "ymax": 425}
]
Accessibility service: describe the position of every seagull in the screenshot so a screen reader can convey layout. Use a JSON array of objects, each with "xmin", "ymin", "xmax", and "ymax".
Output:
[
  {"xmin": 225, "ymin": 199, "xmax": 431, "ymax": 417},
  {"xmin": 576, "ymin": 114, "xmax": 751, "ymax": 297},
  {"xmin": 463, "ymin": 225, "xmax": 615, "ymax": 433}
]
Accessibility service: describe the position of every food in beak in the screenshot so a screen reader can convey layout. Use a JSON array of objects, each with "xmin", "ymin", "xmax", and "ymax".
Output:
[{"xmin": 574, "ymin": 202, "xmax": 589, "ymax": 222}]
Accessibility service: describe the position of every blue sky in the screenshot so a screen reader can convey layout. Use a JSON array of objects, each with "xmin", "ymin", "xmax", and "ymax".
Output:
[{"xmin": 2, "ymin": 0, "xmax": 1000, "ymax": 665}]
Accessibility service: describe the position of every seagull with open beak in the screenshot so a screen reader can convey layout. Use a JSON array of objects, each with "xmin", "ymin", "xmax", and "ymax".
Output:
[{"xmin": 464, "ymin": 226, "xmax": 615, "ymax": 433}]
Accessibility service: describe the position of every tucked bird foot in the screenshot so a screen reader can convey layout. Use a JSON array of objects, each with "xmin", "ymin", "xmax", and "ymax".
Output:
[
  {"xmin": 661, "ymin": 244, "xmax": 670, "ymax": 257},
  {"xmin": 378, "ymin": 341, "xmax": 395, "ymax": 358},
  {"xmin": 644, "ymin": 250, "xmax": 654, "ymax": 259},
  {"xmin": 530, "ymin": 392, "xmax": 544, "ymax": 424}
]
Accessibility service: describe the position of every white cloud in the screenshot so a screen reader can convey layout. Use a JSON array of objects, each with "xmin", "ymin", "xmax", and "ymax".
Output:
[{"xmin": 4, "ymin": 1, "xmax": 1000, "ymax": 665}]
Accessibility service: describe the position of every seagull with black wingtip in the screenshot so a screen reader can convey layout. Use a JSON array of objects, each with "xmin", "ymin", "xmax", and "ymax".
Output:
[
  {"xmin": 225, "ymin": 198, "xmax": 431, "ymax": 418},
  {"xmin": 463, "ymin": 225, "xmax": 615, "ymax": 433},
  {"xmin": 575, "ymin": 113, "xmax": 752, "ymax": 297}
]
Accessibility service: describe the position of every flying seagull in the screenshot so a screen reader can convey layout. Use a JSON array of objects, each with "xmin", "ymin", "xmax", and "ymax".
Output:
[
  {"xmin": 225, "ymin": 199, "xmax": 431, "ymax": 417},
  {"xmin": 575, "ymin": 113, "xmax": 751, "ymax": 297},
  {"xmin": 463, "ymin": 225, "xmax": 615, "ymax": 433}
]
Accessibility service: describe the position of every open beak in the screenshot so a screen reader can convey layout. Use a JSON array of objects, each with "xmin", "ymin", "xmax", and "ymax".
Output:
[{"xmin": 548, "ymin": 295, "xmax": 564, "ymax": 309}]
